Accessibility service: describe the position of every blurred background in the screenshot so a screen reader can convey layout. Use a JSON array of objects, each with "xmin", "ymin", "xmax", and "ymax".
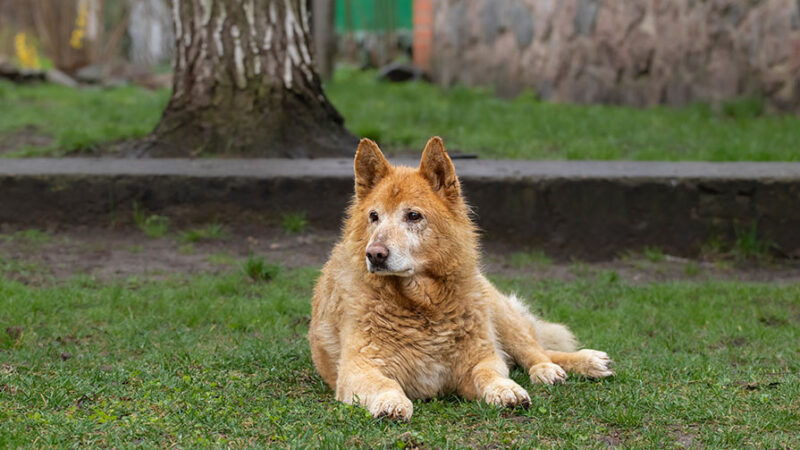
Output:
[
  {"xmin": 3, "ymin": 0, "xmax": 799, "ymax": 106},
  {"xmin": 0, "ymin": 0, "xmax": 416, "ymax": 86},
  {"xmin": 0, "ymin": 0, "xmax": 798, "ymax": 159}
]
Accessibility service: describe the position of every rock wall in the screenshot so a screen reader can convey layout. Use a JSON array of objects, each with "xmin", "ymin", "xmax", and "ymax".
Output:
[{"xmin": 431, "ymin": 0, "xmax": 800, "ymax": 111}]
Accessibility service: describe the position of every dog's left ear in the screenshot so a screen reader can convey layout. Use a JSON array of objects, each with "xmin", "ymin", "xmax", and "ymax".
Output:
[{"xmin": 419, "ymin": 136, "xmax": 460, "ymax": 202}]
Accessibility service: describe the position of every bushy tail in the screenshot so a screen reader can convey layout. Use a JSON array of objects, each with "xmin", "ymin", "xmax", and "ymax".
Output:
[
  {"xmin": 533, "ymin": 319, "xmax": 577, "ymax": 352},
  {"xmin": 503, "ymin": 293, "xmax": 578, "ymax": 352}
]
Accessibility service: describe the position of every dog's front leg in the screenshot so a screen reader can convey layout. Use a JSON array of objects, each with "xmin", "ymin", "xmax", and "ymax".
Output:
[
  {"xmin": 460, "ymin": 353, "xmax": 531, "ymax": 408},
  {"xmin": 336, "ymin": 356, "xmax": 413, "ymax": 421}
]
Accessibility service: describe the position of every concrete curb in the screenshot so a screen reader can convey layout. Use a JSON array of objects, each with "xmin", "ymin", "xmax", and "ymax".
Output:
[{"xmin": 1, "ymin": 158, "xmax": 799, "ymax": 258}]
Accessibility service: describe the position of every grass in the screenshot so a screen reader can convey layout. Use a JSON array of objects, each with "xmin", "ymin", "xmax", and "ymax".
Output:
[
  {"xmin": 0, "ymin": 228, "xmax": 51, "ymax": 245},
  {"xmin": 568, "ymin": 259, "xmax": 593, "ymax": 278},
  {"xmin": 177, "ymin": 243, "xmax": 196, "ymax": 255},
  {"xmin": 137, "ymin": 215, "xmax": 170, "ymax": 238},
  {"xmin": 0, "ymin": 256, "xmax": 43, "ymax": 281},
  {"xmin": 508, "ymin": 250, "xmax": 552, "ymax": 269},
  {"xmin": 0, "ymin": 80, "xmax": 168, "ymax": 157},
  {"xmin": 1, "ymin": 268, "xmax": 798, "ymax": 447},
  {"xmin": 132, "ymin": 203, "xmax": 170, "ymax": 238},
  {"xmin": 643, "ymin": 246, "xmax": 666, "ymax": 263},
  {"xmin": 701, "ymin": 222, "xmax": 777, "ymax": 263},
  {"xmin": 206, "ymin": 252, "xmax": 238, "ymax": 267},
  {"xmin": 684, "ymin": 262, "xmax": 700, "ymax": 277},
  {"xmin": 242, "ymin": 255, "xmax": 281, "ymax": 282},
  {"xmin": 733, "ymin": 222, "xmax": 776, "ymax": 261},
  {"xmin": 179, "ymin": 223, "xmax": 229, "ymax": 243},
  {"xmin": 327, "ymin": 68, "xmax": 800, "ymax": 161},
  {"xmin": 2, "ymin": 69, "xmax": 800, "ymax": 160},
  {"xmin": 280, "ymin": 212, "xmax": 309, "ymax": 235}
]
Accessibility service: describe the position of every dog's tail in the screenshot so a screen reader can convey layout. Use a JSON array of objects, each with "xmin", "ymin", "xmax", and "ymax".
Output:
[
  {"xmin": 503, "ymin": 293, "xmax": 578, "ymax": 352},
  {"xmin": 532, "ymin": 319, "xmax": 577, "ymax": 352}
]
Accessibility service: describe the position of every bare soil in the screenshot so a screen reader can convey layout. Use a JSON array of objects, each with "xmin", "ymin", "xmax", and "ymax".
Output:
[
  {"xmin": 2, "ymin": 225, "xmax": 799, "ymax": 285},
  {"xmin": 0, "ymin": 125, "xmax": 53, "ymax": 155}
]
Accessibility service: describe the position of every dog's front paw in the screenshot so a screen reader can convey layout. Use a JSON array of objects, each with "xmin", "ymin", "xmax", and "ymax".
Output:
[
  {"xmin": 368, "ymin": 390, "xmax": 413, "ymax": 421},
  {"xmin": 482, "ymin": 378, "xmax": 531, "ymax": 408},
  {"xmin": 576, "ymin": 349, "xmax": 615, "ymax": 378},
  {"xmin": 530, "ymin": 362, "xmax": 567, "ymax": 385}
]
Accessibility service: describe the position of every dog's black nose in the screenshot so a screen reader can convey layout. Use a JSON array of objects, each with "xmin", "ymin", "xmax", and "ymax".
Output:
[{"xmin": 366, "ymin": 243, "xmax": 389, "ymax": 266}]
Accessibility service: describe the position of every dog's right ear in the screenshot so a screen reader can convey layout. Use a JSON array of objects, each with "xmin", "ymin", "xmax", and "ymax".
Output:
[{"xmin": 354, "ymin": 138, "xmax": 391, "ymax": 200}]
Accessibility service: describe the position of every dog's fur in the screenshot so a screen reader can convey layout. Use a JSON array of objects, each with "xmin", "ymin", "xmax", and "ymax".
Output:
[{"xmin": 308, "ymin": 137, "xmax": 613, "ymax": 420}]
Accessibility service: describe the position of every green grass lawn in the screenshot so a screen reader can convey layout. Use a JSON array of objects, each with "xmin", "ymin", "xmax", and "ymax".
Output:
[
  {"xmin": 0, "ymin": 80, "xmax": 168, "ymax": 157},
  {"xmin": 2, "ymin": 268, "xmax": 798, "ymax": 447},
  {"xmin": 1, "ymin": 68, "xmax": 799, "ymax": 160}
]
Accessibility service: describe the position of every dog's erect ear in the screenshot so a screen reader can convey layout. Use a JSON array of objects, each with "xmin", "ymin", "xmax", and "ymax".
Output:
[
  {"xmin": 419, "ymin": 137, "xmax": 460, "ymax": 202},
  {"xmin": 354, "ymin": 138, "xmax": 391, "ymax": 200}
]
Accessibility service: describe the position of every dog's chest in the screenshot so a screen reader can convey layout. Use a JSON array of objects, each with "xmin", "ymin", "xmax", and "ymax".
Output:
[{"xmin": 361, "ymin": 304, "xmax": 479, "ymax": 399}]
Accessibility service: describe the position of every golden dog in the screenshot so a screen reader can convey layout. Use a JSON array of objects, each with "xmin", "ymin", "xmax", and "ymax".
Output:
[{"xmin": 308, "ymin": 137, "xmax": 613, "ymax": 420}]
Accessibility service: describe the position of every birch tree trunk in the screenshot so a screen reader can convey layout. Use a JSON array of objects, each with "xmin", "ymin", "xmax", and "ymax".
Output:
[{"xmin": 147, "ymin": 0, "xmax": 355, "ymax": 157}]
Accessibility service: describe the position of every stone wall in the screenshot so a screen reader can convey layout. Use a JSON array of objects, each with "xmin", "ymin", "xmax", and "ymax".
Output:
[{"xmin": 430, "ymin": 0, "xmax": 800, "ymax": 111}]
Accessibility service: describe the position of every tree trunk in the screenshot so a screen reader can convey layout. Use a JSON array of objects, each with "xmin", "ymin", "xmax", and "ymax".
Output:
[
  {"xmin": 147, "ymin": 0, "xmax": 355, "ymax": 157},
  {"xmin": 311, "ymin": 0, "xmax": 335, "ymax": 80},
  {"xmin": 128, "ymin": 0, "xmax": 174, "ymax": 66}
]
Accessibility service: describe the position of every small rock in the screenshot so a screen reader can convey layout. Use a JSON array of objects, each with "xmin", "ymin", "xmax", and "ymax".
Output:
[
  {"xmin": 60, "ymin": 352, "xmax": 72, "ymax": 361},
  {"xmin": 377, "ymin": 62, "xmax": 428, "ymax": 83},
  {"xmin": 102, "ymin": 77, "xmax": 129, "ymax": 88},
  {"xmin": 74, "ymin": 64, "xmax": 105, "ymax": 84},
  {"xmin": 46, "ymin": 69, "xmax": 78, "ymax": 88}
]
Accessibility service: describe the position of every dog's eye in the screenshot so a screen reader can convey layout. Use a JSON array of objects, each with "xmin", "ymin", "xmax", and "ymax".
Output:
[
  {"xmin": 406, "ymin": 211, "xmax": 422, "ymax": 222},
  {"xmin": 369, "ymin": 211, "xmax": 379, "ymax": 223}
]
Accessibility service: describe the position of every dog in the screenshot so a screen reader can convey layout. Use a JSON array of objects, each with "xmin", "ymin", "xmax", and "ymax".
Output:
[{"xmin": 308, "ymin": 137, "xmax": 613, "ymax": 420}]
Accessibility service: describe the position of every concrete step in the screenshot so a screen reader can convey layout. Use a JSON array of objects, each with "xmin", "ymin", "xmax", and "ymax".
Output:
[{"xmin": 1, "ymin": 158, "xmax": 798, "ymax": 259}]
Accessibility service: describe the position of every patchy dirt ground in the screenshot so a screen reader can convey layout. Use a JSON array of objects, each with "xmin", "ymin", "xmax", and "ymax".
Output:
[
  {"xmin": 0, "ymin": 224, "xmax": 333, "ymax": 283},
  {"xmin": 0, "ymin": 125, "xmax": 53, "ymax": 155},
  {"xmin": 2, "ymin": 224, "xmax": 799, "ymax": 285}
]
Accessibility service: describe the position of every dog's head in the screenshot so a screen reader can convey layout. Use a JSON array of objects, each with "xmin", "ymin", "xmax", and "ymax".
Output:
[{"xmin": 347, "ymin": 137, "xmax": 477, "ymax": 278}]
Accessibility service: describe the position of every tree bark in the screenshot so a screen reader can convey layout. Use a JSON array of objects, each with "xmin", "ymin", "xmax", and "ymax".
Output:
[
  {"xmin": 311, "ymin": 0, "xmax": 335, "ymax": 80},
  {"xmin": 147, "ymin": 0, "xmax": 355, "ymax": 157}
]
